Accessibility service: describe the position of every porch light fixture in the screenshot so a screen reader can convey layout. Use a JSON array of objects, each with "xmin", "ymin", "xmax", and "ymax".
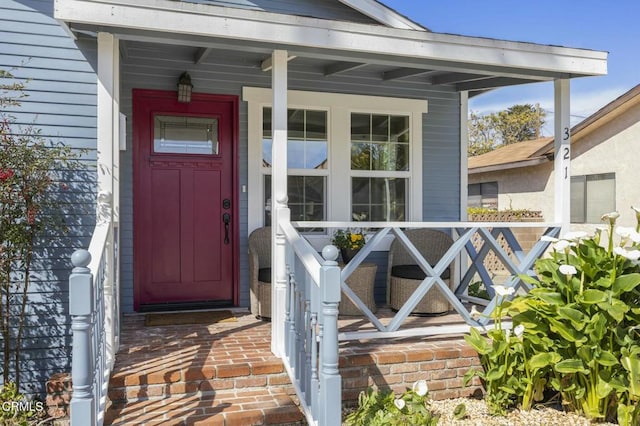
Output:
[{"xmin": 177, "ymin": 72, "xmax": 193, "ymax": 103}]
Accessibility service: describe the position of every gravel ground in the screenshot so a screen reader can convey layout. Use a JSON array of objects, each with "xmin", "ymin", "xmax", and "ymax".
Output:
[{"xmin": 429, "ymin": 398, "xmax": 617, "ymax": 426}]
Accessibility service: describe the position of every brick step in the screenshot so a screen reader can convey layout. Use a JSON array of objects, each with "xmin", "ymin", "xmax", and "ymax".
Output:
[
  {"xmin": 104, "ymin": 388, "xmax": 304, "ymax": 426},
  {"xmin": 108, "ymin": 359, "xmax": 293, "ymax": 404},
  {"xmin": 338, "ymin": 338, "xmax": 483, "ymax": 403}
]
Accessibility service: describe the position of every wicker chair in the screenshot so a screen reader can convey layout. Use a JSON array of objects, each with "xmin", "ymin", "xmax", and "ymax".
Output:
[
  {"xmin": 387, "ymin": 229, "xmax": 455, "ymax": 315},
  {"xmin": 248, "ymin": 226, "xmax": 271, "ymax": 319}
]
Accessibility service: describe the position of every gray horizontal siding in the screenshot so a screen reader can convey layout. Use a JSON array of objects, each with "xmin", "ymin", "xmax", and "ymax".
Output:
[
  {"xmin": 0, "ymin": 0, "xmax": 97, "ymax": 396},
  {"xmin": 182, "ymin": 0, "xmax": 378, "ymax": 24},
  {"xmin": 118, "ymin": 41, "xmax": 460, "ymax": 314}
]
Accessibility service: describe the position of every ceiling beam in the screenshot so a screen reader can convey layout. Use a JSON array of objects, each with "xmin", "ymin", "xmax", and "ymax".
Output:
[
  {"xmin": 430, "ymin": 72, "xmax": 489, "ymax": 85},
  {"xmin": 261, "ymin": 54, "xmax": 297, "ymax": 71},
  {"xmin": 324, "ymin": 62, "xmax": 367, "ymax": 76},
  {"xmin": 383, "ymin": 68, "xmax": 432, "ymax": 81},
  {"xmin": 456, "ymin": 77, "xmax": 540, "ymax": 91},
  {"xmin": 194, "ymin": 47, "xmax": 212, "ymax": 64},
  {"xmin": 119, "ymin": 39, "xmax": 129, "ymax": 60}
]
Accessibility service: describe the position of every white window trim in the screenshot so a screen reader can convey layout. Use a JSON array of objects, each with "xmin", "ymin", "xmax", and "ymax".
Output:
[{"xmin": 243, "ymin": 87, "xmax": 427, "ymax": 246}]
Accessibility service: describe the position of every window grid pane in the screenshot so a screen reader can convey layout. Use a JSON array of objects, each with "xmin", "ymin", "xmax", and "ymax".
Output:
[
  {"xmin": 264, "ymin": 175, "xmax": 326, "ymax": 229},
  {"xmin": 262, "ymin": 108, "xmax": 328, "ymax": 169},
  {"xmin": 350, "ymin": 113, "xmax": 410, "ymax": 172},
  {"xmin": 467, "ymin": 182, "xmax": 498, "ymax": 209},
  {"xmin": 352, "ymin": 177, "xmax": 406, "ymax": 221}
]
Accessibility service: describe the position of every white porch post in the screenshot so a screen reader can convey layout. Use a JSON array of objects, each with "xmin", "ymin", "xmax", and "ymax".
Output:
[
  {"xmin": 271, "ymin": 50, "xmax": 288, "ymax": 356},
  {"xmin": 97, "ymin": 32, "xmax": 115, "ymax": 223},
  {"xmin": 97, "ymin": 32, "xmax": 119, "ymax": 362},
  {"xmin": 458, "ymin": 91, "xmax": 469, "ymax": 288},
  {"xmin": 459, "ymin": 91, "xmax": 469, "ymax": 221},
  {"xmin": 554, "ymin": 79, "xmax": 571, "ymax": 235}
]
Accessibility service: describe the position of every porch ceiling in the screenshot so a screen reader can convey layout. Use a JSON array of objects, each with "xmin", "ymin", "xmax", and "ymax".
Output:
[{"xmin": 56, "ymin": 0, "xmax": 608, "ymax": 96}]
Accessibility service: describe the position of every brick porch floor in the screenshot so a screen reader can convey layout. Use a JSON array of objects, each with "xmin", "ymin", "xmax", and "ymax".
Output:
[{"xmin": 105, "ymin": 308, "xmax": 481, "ymax": 425}]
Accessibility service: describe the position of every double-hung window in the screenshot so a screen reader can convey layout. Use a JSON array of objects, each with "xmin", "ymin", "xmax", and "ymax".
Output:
[
  {"xmin": 351, "ymin": 113, "xmax": 410, "ymax": 221},
  {"xmin": 262, "ymin": 107, "xmax": 328, "ymax": 227},
  {"xmin": 244, "ymin": 88, "xmax": 427, "ymax": 237},
  {"xmin": 570, "ymin": 173, "xmax": 615, "ymax": 223}
]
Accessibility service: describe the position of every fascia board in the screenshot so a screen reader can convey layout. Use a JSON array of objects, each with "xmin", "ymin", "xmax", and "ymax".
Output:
[
  {"xmin": 336, "ymin": 0, "xmax": 427, "ymax": 31},
  {"xmin": 468, "ymin": 157, "xmax": 550, "ymax": 175},
  {"xmin": 54, "ymin": 0, "xmax": 607, "ymax": 78}
]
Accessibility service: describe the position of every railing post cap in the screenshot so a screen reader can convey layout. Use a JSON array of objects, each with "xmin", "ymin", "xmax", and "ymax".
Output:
[
  {"xmin": 322, "ymin": 245, "xmax": 339, "ymax": 263},
  {"xmin": 71, "ymin": 249, "xmax": 91, "ymax": 268}
]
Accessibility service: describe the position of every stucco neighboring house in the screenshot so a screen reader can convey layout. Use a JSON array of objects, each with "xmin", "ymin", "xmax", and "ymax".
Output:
[
  {"xmin": 468, "ymin": 84, "xmax": 640, "ymax": 232},
  {"xmin": 1, "ymin": 0, "xmax": 609, "ymax": 421}
]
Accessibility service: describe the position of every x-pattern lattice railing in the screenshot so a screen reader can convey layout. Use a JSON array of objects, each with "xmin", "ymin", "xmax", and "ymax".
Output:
[{"xmin": 295, "ymin": 221, "xmax": 560, "ymax": 340}]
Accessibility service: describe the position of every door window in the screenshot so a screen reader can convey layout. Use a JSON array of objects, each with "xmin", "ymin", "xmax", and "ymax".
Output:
[{"xmin": 153, "ymin": 115, "xmax": 219, "ymax": 155}]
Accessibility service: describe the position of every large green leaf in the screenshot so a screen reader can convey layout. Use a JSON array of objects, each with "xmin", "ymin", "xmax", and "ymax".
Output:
[
  {"xmin": 577, "ymin": 346, "xmax": 594, "ymax": 366},
  {"xmin": 529, "ymin": 289, "xmax": 565, "ymax": 305},
  {"xmin": 548, "ymin": 317, "xmax": 585, "ymax": 343},
  {"xmin": 585, "ymin": 313, "xmax": 607, "ymax": 342},
  {"xmin": 464, "ymin": 328, "xmax": 490, "ymax": 354},
  {"xmin": 621, "ymin": 348, "xmax": 640, "ymax": 398},
  {"xmin": 558, "ymin": 306, "xmax": 586, "ymax": 330},
  {"xmin": 596, "ymin": 377, "xmax": 614, "ymax": 399},
  {"xmin": 528, "ymin": 352, "xmax": 561, "ymax": 370},
  {"xmin": 612, "ymin": 273, "xmax": 640, "ymax": 296},
  {"xmin": 596, "ymin": 351, "xmax": 619, "ymax": 367},
  {"xmin": 555, "ymin": 359, "xmax": 588, "ymax": 374},
  {"xmin": 597, "ymin": 299, "xmax": 630, "ymax": 323},
  {"xmin": 577, "ymin": 289, "xmax": 608, "ymax": 304},
  {"xmin": 485, "ymin": 364, "xmax": 507, "ymax": 381}
]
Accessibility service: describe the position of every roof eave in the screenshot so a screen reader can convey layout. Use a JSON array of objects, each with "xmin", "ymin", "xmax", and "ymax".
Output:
[
  {"xmin": 54, "ymin": 0, "xmax": 608, "ymax": 80},
  {"xmin": 469, "ymin": 156, "xmax": 550, "ymax": 175}
]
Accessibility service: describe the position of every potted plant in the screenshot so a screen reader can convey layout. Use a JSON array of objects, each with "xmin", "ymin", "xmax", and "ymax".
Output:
[{"xmin": 332, "ymin": 229, "xmax": 366, "ymax": 263}]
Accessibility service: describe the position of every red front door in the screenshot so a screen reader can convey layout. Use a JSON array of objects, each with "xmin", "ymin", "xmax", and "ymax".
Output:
[{"xmin": 133, "ymin": 90, "xmax": 237, "ymax": 310}]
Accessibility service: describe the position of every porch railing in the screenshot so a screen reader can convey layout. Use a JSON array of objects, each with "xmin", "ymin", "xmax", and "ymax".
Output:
[
  {"xmin": 277, "ymin": 214, "xmax": 559, "ymax": 424},
  {"xmin": 69, "ymin": 220, "xmax": 119, "ymax": 426},
  {"xmin": 285, "ymin": 220, "xmax": 560, "ymax": 342},
  {"xmin": 279, "ymin": 212, "xmax": 342, "ymax": 426}
]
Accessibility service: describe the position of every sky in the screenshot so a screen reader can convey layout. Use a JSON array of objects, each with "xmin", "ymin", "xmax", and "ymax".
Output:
[{"xmin": 381, "ymin": 0, "xmax": 640, "ymax": 134}]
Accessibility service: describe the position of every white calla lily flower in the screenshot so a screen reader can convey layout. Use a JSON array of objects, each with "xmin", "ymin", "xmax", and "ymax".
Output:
[
  {"xmin": 559, "ymin": 264, "xmax": 577, "ymax": 276},
  {"xmin": 469, "ymin": 305, "xmax": 482, "ymax": 320},
  {"xmin": 494, "ymin": 285, "xmax": 515, "ymax": 296},
  {"xmin": 412, "ymin": 380, "xmax": 428, "ymax": 396},
  {"xmin": 615, "ymin": 226, "xmax": 635, "ymax": 239},
  {"xmin": 394, "ymin": 398, "xmax": 406, "ymax": 410},
  {"xmin": 552, "ymin": 240, "xmax": 573, "ymax": 253},
  {"xmin": 601, "ymin": 211, "xmax": 620, "ymax": 225},
  {"xmin": 562, "ymin": 231, "xmax": 589, "ymax": 242},
  {"xmin": 540, "ymin": 235, "xmax": 559, "ymax": 243},
  {"xmin": 614, "ymin": 247, "xmax": 640, "ymax": 261},
  {"xmin": 514, "ymin": 324, "xmax": 525, "ymax": 338}
]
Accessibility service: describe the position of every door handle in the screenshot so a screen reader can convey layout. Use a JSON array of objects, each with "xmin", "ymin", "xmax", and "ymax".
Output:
[{"xmin": 223, "ymin": 213, "xmax": 231, "ymax": 245}]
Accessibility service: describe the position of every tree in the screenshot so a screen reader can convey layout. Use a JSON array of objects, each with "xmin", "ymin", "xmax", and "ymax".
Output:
[
  {"xmin": 468, "ymin": 104, "xmax": 546, "ymax": 156},
  {"xmin": 0, "ymin": 69, "xmax": 80, "ymax": 390}
]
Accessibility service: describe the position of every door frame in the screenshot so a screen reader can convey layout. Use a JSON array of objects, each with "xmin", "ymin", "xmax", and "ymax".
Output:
[{"xmin": 132, "ymin": 89, "xmax": 240, "ymax": 311}]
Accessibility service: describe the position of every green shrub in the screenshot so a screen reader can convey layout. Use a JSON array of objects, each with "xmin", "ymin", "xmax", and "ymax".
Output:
[
  {"xmin": 344, "ymin": 380, "xmax": 439, "ymax": 426},
  {"xmin": 465, "ymin": 207, "xmax": 640, "ymax": 425},
  {"xmin": 0, "ymin": 382, "xmax": 47, "ymax": 425}
]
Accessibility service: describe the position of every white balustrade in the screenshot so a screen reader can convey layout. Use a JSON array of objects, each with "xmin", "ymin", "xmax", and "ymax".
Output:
[{"xmin": 70, "ymin": 221, "xmax": 119, "ymax": 426}]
